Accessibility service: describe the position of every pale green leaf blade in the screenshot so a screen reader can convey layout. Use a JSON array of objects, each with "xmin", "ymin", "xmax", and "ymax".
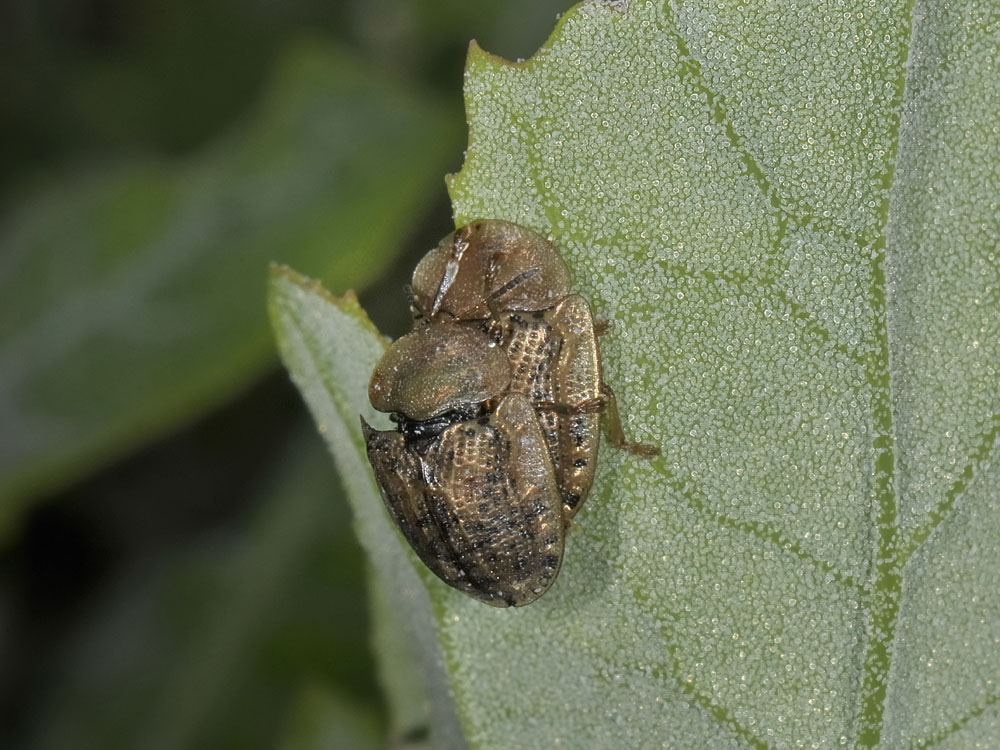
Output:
[
  {"xmin": 434, "ymin": 1, "xmax": 996, "ymax": 748},
  {"xmin": 879, "ymin": 2, "xmax": 1000, "ymax": 747},
  {"xmin": 0, "ymin": 39, "xmax": 457, "ymax": 530},
  {"xmin": 267, "ymin": 267, "xmax": 464, "ymax": 749},
  {"xmin": 369, "ymin": 566, "xmax": 438, "ymax": 743}
]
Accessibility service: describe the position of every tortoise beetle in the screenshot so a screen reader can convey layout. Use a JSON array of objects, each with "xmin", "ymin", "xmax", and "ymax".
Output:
[
  {"xmin": 410, "ymin": 219, "xmax": 658, "ymax": 515},
  {"xmin": 362, "ymin": 323, "xmax": 565, "ymax": 607},
  {"xmin": 363, "ymin": 220, "xmax": 657, "ymax": 607}
]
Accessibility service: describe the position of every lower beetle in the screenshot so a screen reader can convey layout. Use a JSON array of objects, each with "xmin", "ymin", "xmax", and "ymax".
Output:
[{"xmin": 362, "ymin": 392, "xmax": 564, "ymax": 607}]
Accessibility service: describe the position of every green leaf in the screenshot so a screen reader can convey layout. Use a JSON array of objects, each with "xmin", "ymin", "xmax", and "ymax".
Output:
[
  {"xmin": 274, "ymin": 1, "xmax": 998, "ymax": 747},
  {"xmin": 369, "ymin": 566, "xmax": 439, "ymax": 743},
  {"xmin": 0, "ymin": 38, "xmax": 458, "ymax": 533},
  {"xmin": 267, "ymin": 267, "xmax": 465, "ymax": 749}
]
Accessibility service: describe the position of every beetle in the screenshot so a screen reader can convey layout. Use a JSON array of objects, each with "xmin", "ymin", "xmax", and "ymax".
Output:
[
  {"xmin": 362, "ymin": 220, "xmax": 657, "ymax": 606},
  {"xmin": 362, "ymin": 322, "xmax": 565, "ymax": 606},
  {"xmin": 410, "ymin": 219, "xmax": 658, "ymax": 515}
]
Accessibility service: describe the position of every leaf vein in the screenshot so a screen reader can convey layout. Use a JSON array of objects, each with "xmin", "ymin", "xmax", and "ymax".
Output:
[
  {"xmin": 661, "ymin": 3, "xmax": 780, "ymax": 213},
  {"xmin": 661, "ymin": 640, "xmax": 776, "ymax": 750},
  {"xmin": 919, "ymin": 689, "xmax": 1000, "ymax": 749},
  {"xmin": 857, "ymin": 0, "xmax": 917, "ymax": 740},
  {"xmin": 650, "ymin": 462, "xmax": 863, "ymax": 595},
  {"xmin": 900, "ymin": 413, "xmax": 1000, "ymax": 563}
]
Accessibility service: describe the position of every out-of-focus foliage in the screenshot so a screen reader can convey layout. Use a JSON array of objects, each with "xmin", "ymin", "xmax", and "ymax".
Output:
[
  {"xmin": 279, "ymin": 684, "xmax": 380, "ymax": 750},
  {"xmin": 0, "ymin": 0, "xmax": 568, "ymax": 185},
  {"xmin": 23, "ymin": 432, "xmax": 372, "ymax": 750},
  {"xmin": 0, "ymin": 40, "xmax": 458, "ymax": 531}
]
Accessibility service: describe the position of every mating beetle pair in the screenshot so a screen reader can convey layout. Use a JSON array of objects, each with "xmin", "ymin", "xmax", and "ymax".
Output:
[{"xmin": 362, "ymin": 220, "xmax": 657, "ymax": 607}]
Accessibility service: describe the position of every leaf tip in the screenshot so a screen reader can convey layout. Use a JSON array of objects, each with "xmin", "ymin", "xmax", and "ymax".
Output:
[{"xmin": 465, "ymin": 39, "xmax": 510, "ymax": 71}]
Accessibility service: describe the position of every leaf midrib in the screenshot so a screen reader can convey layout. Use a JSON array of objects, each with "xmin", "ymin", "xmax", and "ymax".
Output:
[{"xmin": 542, "ymin": 1, "xmax": 924, "ymax": 746}]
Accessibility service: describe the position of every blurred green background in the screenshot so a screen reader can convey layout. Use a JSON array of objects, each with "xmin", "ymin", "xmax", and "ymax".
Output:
[{"xmin": 0, "ymin": 1, "xmax": 570, "ymax": 747}]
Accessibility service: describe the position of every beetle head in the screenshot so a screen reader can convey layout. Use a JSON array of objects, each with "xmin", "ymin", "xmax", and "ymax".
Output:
[{"xmin": 410, "ymin": 220, "xmax": 572, "ymax": 320}]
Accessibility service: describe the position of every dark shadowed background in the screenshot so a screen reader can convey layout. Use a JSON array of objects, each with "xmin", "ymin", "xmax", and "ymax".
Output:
[{"xmin": 0, "ymin": 1, "xmax": 570, "ymax": 747}]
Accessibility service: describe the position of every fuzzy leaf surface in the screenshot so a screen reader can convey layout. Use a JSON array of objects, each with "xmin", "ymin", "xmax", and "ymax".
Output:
[{"xmin": 440, "ymin": 1, "xmax": 997, "ymax": 747}]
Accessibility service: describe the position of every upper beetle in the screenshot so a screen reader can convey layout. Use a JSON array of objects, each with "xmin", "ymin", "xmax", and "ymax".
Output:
[{"xmin": 410, "ymin": 219, "xmax": 657, "ymax": 516}]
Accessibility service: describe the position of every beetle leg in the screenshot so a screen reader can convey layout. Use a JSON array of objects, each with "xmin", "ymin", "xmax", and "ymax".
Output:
[
  {"xmin": 537, "ymin": 390, "xmax": 659, "ymax": 458},
  {"xmin": 593, "ymin": 319, "xmax": 612, "ymax": 337},
  {"xmin": 484, "ymin": 293, "xmax": 506, "ymax": 343},
  {"xmin": 485, "ymin": 242, "xmax": 541, "ymax": 323},
  {"xmin": 535, "ymin": 398, "xmax": 604, "ymax": 415},
  {"xmin": 597, "ymin": 383, "xmax": 660, "ymax": 458},
  {"xmin": 482, "ymin": 253, "xmax": 508, "ymax": 340}
]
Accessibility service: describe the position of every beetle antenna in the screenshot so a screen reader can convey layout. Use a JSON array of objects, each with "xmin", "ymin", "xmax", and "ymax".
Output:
[{"xmin": 489, "ymin": 267, "xmax": 541, "ymax": 302}]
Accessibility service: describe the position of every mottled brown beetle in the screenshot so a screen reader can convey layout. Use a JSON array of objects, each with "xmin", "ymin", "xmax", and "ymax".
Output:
[
  {"xmin": 362, "ymin": 220, "xmax": 657, "ymax": 607},
  {"xmin": 362, "ymin": 323, "xmax": 565, "ymax": 606},
  {"xmin": 410, "ymin": 219, "xmax": 658, "ymax": 515}
]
